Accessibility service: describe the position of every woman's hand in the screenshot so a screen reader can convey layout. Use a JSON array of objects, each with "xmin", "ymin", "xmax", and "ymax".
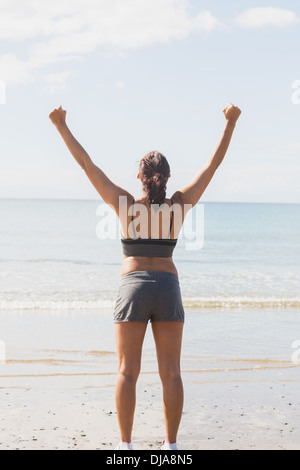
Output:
[
  {"xmin": 49, "ymin": 105, "xmax": 67, "ymax": 129},
  {"xmin": 223, "ymin": 103, "xmax": 241, "ymax": 124}
]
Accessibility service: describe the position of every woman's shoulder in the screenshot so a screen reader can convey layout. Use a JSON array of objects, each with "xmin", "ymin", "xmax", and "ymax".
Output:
[{"xmin": 170, "ymin": 192, "xmax": 184, "ymax": 205}]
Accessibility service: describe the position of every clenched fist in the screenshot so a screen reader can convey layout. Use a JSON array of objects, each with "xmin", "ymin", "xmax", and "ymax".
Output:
[
  {"xmin": 223, "ymin": 103, "xmax": 241, "ymax": 123},
  {"xmin": 49, "ymin": 105, "xmax": 67, "ymax": 129}
]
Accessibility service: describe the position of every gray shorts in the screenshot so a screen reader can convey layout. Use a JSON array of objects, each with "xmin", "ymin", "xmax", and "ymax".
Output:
[{"xmin": 113, "ymin": 271, "xmax": 185, "ymax": 324}]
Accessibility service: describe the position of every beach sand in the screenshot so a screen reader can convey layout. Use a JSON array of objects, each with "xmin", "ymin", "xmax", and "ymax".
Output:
[{"xmin": 0, "ymin": 309, "xmax": 300, "ymax": 450}]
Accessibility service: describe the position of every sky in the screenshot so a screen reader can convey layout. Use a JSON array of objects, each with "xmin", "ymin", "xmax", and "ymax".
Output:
[{"xmin": 0, "ymin": 0, "xmax": 299, "ymax": 203}]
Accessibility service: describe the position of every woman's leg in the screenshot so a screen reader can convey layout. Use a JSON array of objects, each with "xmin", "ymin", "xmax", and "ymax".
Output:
[
  {"xmin": 151, "ymin": 321, "xmax": 184, "ymax": 444},
  {"xmin": 115, "ymin": 322, "xmax": 148, "ymax": 443}
]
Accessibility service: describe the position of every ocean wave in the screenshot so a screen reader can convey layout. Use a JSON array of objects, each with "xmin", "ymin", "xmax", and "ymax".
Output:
[
  {"xmin": 182, "ymin": 297, "xmax": 300, "ymax": 310},
  {"xmin": 1, "ymin": 296, "xmax": 300, "ymax": 311},
  {"xmin": 0, "ymin": 299, "xmax": 115, "ymax": 311},
  {"xmin": 0, "ymin": 259, "xmax": 99, "ymax": 265}
]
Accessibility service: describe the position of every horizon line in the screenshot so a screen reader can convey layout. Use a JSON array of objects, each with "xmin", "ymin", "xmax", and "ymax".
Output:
[{"xmin": 0, "ymin": 197, "xmax": 299, "ymax": 205}]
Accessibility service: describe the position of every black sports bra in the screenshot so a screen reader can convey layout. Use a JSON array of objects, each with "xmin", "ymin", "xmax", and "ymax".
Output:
[{"xmin": 121, "ymin": 198, "xmax": 178, "ymax": 258}]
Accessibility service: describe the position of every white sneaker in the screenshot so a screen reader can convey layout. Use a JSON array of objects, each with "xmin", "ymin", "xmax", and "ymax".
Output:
[
  {"xmin": 115, "ymin": 441, "xmax": 133, "ymax": 450},
  {"xmin": 161, "ymin": 440, "xmax": 178, "ymax": 450}
]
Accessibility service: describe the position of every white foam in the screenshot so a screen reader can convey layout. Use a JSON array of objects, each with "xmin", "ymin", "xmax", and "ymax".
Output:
[{"xmin": 1, "ymin": 296, "xmax": 299, "ymax": 311}]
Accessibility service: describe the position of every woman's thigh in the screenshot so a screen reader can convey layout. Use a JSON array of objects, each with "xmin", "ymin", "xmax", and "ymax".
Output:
[
  {"xmin": 115, "ymin": 322, "xmax": 148, "ymax": 376},
  {"xmin": 151, "ymin": 322, "xmax": 184, "ymax": 376}
]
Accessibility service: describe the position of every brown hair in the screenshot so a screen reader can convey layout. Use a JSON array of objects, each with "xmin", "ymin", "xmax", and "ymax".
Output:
[{"xmin": 139, "ymin": 151, "xmax": 171, "ymax": 206}]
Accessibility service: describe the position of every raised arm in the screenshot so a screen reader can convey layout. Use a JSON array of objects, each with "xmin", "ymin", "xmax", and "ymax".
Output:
[
  {"xmin": 173, "ymin": 103, "xmax": 242, "ymax": 208},
  {"xmin": 49, "ymin": 106, "xmax": 132, "ymax": 213}
]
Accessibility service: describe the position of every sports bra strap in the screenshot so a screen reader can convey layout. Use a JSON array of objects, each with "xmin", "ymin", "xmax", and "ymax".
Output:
[
  {"xmin": 131, "ymin": 198, "xmax": 135, "ymax": 222},
  {"xmin": 131, "ymin": 198, "xmax": 137, "ymax": 238},
  {"xmin": 169, "ymin": 198, "xmax": 174, "ymax": 237}
]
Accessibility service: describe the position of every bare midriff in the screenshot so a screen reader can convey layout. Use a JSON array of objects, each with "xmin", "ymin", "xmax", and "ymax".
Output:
[{"xmin": 120, "ymin": 256, "xmax": 178, "ymax": 277}]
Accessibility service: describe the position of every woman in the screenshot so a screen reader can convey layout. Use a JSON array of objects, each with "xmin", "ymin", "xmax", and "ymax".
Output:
[{"xmin": 49, "ymin": 103, "xmax": 241, "ymax": 450}]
